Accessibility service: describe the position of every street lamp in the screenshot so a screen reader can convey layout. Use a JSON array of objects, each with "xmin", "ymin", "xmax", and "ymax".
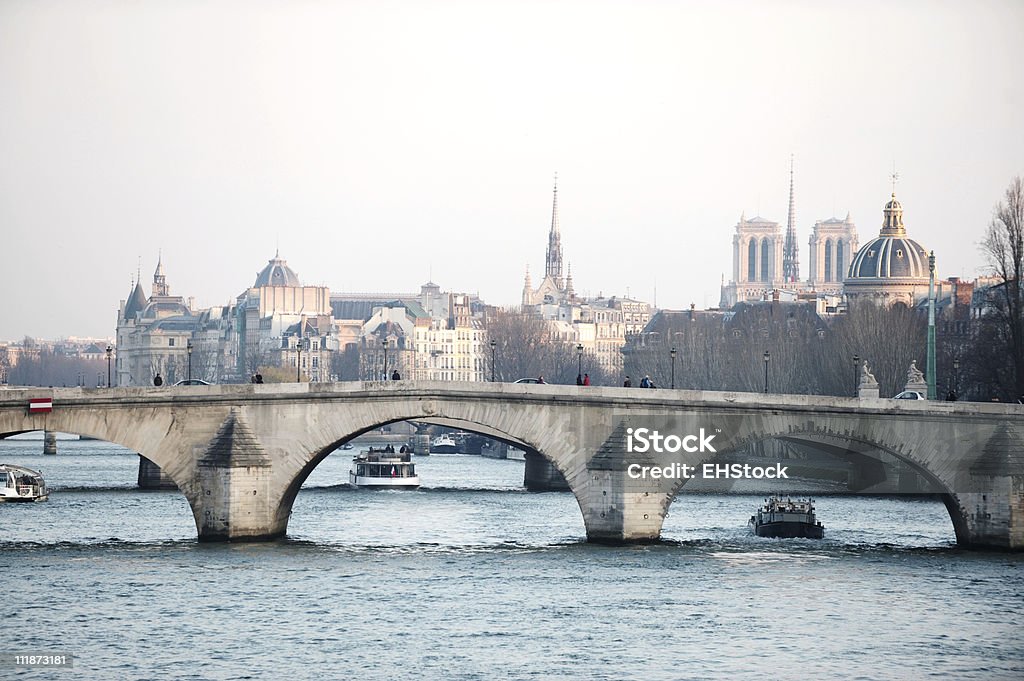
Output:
[
  {"xmin": 105, "ymin": 345, "xmax": 113, "ymax": 388},
  {"xmin": 852, "ymin": 354, "xmax": 860, "ymax": 397},
  {"xmin": 763, "ymin": 350, "xmax": 770, "ymax": 394},
  {"xmin": 952, "ymin": 357, "xmax": 960, "ymax": 397},
  {"xmin": 186, "ymin": 340, "xmax": 193, "ymax": 383},
  {"xmin": 490, "ymin": 339, "xmax": 496, "ymax": 382},
  {"xmin": 576, "ymin": 343, "xmax": 584, "ymax": 380},
  {"xmin": 382, "ymin": 338, "xmax": 389, "ymax": 380},
  {"xmin": 670, "ymin": 347, "xmax": 677, "ymax": 390}
]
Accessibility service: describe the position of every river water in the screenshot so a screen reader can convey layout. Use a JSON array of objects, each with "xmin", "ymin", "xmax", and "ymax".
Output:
[{"xmin": 2, "ymin": 438, "xmax": 1022, "ymax": 680}]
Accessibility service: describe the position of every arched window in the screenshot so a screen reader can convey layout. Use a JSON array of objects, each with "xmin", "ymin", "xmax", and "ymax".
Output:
[
  {"xmin": 836, "ymin": 240, "xmax": 845, "ymax": 281},
  {"xmin": 748, "ymin": 238, "xmax": 757, "ymax": 281},
  {"xmin": 761, "ymin": 237, "xmax": 771, "ymax": 282},
  {"xmin": 824, "ymin": 239, "xmax": 833, "ymax": 282}
]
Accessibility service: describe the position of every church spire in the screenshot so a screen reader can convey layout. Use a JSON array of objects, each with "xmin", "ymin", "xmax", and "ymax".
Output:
[
  {"xmin": 152, "ymin": 250, "xmax": 169, "ymax": 296},
  {"xmin": 782, "ymin": 155, "xmax": 800, "ymax": 283},
  {"xmin": 544, "ymin": 173, "xmax": 564, "ymax": 289}
]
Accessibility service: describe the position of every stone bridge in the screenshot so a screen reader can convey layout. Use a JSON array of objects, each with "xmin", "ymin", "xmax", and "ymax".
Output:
[{"xmin": 1, "ymin": 382, "xmax": 1022, "ymax": 549}]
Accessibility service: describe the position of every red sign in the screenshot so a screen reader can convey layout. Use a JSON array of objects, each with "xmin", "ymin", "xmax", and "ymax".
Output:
[{"xmin": 29, "ymin": 398, "xmax": 53, "ymax": 414}]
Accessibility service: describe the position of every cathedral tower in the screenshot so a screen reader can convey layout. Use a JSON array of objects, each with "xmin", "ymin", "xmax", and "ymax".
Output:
[
  {"xmin": 782, "ymin": 157, "xmax": 800, "ymax": 282},
  {"xmin": 544, "ymin": 175, "xmax": 563, "ymax": 290}
]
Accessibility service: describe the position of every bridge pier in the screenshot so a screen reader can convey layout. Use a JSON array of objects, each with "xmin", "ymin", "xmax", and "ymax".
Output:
[
  {"xmin": 193, "ymin": 410, "xmax": 284, "ymax": 542},
  {"xmin": 957, "ymin": 481, "xmax": 1024, "ymax": 549},
  {"xmin": 574, "ymin": 469, "xmax": 668, "ymax": 543},
  {"xmin": 43, "ymin": 430, "xmax": 57, "ymax": 455},
  {"xmin": 524, "ymin": 450, "xmax": 570, "ymax": 491},
  {"xmin": 137, "ymin": 455, "xmax": 178, "ymax": 490}
]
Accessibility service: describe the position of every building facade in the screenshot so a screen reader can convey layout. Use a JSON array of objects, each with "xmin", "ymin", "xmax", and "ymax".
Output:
[{"xmin": 720, "ymin": 162, "xmax": 860, "ymax": 309}]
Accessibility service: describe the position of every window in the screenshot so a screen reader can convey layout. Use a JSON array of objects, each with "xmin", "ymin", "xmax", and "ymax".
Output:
[
  {"xmin": 761, "ymin": 237, "xmax": 771, "ymax": 282},
  {"xmin": 169, "ymin": 338, "xmax": 175, "ymax": 347}
]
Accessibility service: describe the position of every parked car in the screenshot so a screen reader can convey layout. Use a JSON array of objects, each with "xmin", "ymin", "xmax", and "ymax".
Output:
[
  {"xmin": 893, "ymin": 390, "xmax": 925, "ymax": 400},
  {"xmin": 174, "ymin": 379, "xmax": 211, "ymax": 386},
  {"xmin": 514, "ymin": 378, "xmax": 544, "ymax": 384}
]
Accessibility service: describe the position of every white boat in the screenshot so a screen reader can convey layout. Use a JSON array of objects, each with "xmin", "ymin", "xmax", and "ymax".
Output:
[
  {"xmin": 349, "ymin": 447, "xmax": 420, "ymax": 489},
  {"xmin": 0, "ymin": 464, "xmax": 49, "ymax": 502},
  {"xmin": 430, "ymin": 434, "xmax": 458, "ymax": 454}
]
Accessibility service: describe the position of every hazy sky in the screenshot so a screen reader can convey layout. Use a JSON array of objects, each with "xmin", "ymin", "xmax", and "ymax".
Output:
[{"xmin": 2, "ymin": 0, "xmax": 1022, "ymax": 340}]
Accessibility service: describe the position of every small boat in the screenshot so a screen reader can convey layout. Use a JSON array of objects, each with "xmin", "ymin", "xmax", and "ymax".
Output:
[
  {"xmin": 749, "ymin": 495, "xmax": 824, "ymax": 539},
  {"xmin": 430, "ymin": 434, "xmax": 458, "ymax": 454},
  {"xmin": 0, "ymin": 464, "xmax": 49, "ymax": 502},
  {"xmin": 349, "ymin": 447, "xmax": 420, "ymax": 489},
  {"xmin": 340, "ymin": 443, "xmax": 354, "ymax": 450}
]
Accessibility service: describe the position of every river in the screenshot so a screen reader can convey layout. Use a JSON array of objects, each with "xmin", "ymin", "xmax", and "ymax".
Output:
[{"xmin": 2, "ymin": 438, "xmax": 1022, "ymax": 680}]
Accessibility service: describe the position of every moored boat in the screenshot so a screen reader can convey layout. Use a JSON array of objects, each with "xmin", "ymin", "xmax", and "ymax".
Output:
[
  {"xmin": 749, "ymin": 495, "xmax": 824, "ymax": 539},
  {"xmin": 349, "ymin": 447, "xmax": 420, "ymax": 489},
  {"xmin": 0, "ymin": 464, "xmax": 49, "ymax": 502}
]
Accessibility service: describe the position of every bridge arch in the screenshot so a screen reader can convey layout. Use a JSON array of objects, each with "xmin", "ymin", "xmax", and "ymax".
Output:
[
  {"xmin": 661, "ymin": 428, "xmax": 968, "ymax": 544},
  {"xmin": 273, "ymin": 411, "xmax": 584, "ymax": 541}
]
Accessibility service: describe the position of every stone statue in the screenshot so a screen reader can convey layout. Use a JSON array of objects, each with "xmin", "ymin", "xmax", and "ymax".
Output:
[
  {"xmin": 904, "ymin": 359, "xmax": 928, "ymax": 396},
  {"xmin": 858, "ymin": 361, "xmax": 880, "ymax": 398},
  {"xmin": 859, "ymin": 362, "xmax": 878, "ymax": 388},
  {"xmin": 906, "ymin": 360, "xmax": 925, "ymax": 384}
]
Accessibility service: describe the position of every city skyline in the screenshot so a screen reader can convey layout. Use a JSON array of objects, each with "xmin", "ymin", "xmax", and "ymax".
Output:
[{"xmin": 2, "ymin": 0, "xmax": 1022, "ymax": 339}]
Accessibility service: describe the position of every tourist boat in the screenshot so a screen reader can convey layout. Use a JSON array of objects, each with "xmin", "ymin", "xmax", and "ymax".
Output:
[
  {"xmin": 0, "ymin": 464, "xmax": 49, "ymax": 502},
  {"xmin": 348, "ymin": 447, "xmax": 420, "ymax": 489},
  {"xmin": 749, "ymin": 495, "xmax": 824, "ymax": 539},
  {"xmin": 430, "ymin": 434, "xmax": 458, "ymax": 454}
]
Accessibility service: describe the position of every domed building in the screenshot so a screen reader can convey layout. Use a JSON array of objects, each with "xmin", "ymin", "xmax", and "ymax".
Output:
[
  {"xmin": 254, "ymin": 252, "xmax": 302, "ymax": 288},
  {"xmin": 235, "ymin": 251, "xmax": 332, "ymax": 380},
  {"xmin": 844, "ymin": 193, "xmax": 932, "ymax": 307}
]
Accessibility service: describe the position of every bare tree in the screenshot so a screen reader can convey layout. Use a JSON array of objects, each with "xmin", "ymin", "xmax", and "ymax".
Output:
[
  {"xmin": 486, "ymin": 307, "xmax": 614, "ymax": 385},
  {"xmin": 822, "ymin": 302, "xmax": 926, "ymax": 397},
  {"xmin": 980, "ymin": 176, "xmax": 1024, "ymax": 400}
]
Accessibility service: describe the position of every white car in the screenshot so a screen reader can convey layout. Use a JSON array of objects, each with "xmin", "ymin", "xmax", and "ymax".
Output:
[
  {"xmin": 893, "ymin": 390, "xmax": 925, "ymax": 400},
  {"xmin": 174, "ymin": 379, "xmax": 211, "ymax": 386}
]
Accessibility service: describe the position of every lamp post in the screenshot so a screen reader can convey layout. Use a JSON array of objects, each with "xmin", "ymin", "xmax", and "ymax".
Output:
[
  {"xmin": 105, "ymin": 345, "xmax": 113, "ymax": 387},
  {"xmin": 763, "ymin": 350, "xmax": 770, "ymax": 394},
  {"xmin": 382, "ymin": 338, "xmax": 389, "ymax": 380},
  {"xmin": 952, "ymin": 357, "xmax": 960, "ymax": 397},
  {"xmin": 670, "ymin": 347, "xmax": 677, "ymax": 389},
  {"xmin": 576, "ymin": 343, "xmax": 584, "ymax": 380},
  {"xmin": 186, "ymin": 340, "xmax": 193, "ymax": 383},
  {"xmin": 295, "ymin": 337, "xmax": 303, "ymax": 382},
  {"xmin": 490, "ymin": 339, "xmax": 496, "ymax": 382},
  {"xmin": 852, "ymin": 354, "xmax": 860, "ymax": 397}
]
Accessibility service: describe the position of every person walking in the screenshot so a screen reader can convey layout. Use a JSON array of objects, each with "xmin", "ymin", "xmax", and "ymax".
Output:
[
  {"xmin": 623, "ymin": 376, "xmax": 632, "ymax": 387},
  {"xmin": 391, "ymin": 369, "xmax": 401, "ymax": 381},
  {"xmin": 583, "ymin": 373, "xmax": 591, "ymax": 386},
  {"xmin": 153, "ymin": 373, "xmax": 163, "ymax": 387}
]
